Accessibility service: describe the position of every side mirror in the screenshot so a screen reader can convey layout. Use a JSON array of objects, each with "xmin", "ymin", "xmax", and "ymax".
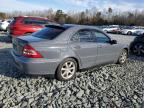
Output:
[{"xmin": 110, "ymin": 40, "xmax": 117, "ymax": 44}]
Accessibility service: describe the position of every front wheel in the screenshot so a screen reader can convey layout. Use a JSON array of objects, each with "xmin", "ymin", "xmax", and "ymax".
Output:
[
  {"xmin": 117, "ymin": 49, "xmax": 128, "ymax": 64},
  {"xmin": 56, "ymin": 58, "xmax": 77, "ymax": 81}
]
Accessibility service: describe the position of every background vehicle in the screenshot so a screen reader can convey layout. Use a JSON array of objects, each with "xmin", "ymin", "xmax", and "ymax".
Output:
[
  {"xmin": 7, "ymin": 16, "xmax": 55, "ymax": 37},
  {"xmin": 130, "ymin": 36, "xmax": 144, "ymax": 55},
  {"xmin": 102, "ymin": 25, "xmax": 122, "ymax": 34},
  {"xmin": 133, "ymin": 30, "xmax": 144, "ymax": 36},
  {"xmin": 11, "ymin": 25, "xmax": 128, "ymax": 81},
  {"xmin": 121, "ymin": 27, "xmax": 144, "ymax": 35},
  {"xmin": 0, "ymin": 19, "xmax": 12, "ymax": 31}
]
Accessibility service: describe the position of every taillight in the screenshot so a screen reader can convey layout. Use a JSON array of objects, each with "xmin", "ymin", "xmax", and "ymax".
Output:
[{"xmin": 22, "ymin": 44, "xmax": 43, "ymax": 58}]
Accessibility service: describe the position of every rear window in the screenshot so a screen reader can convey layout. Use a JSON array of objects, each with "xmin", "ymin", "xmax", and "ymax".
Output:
[{"xmin": 32, "ymin": 27, "xmax": 65, "ymax": 40}]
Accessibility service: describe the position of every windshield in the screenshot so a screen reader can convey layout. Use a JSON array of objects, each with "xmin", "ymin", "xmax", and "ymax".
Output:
[{"xmin": 32, "ymin": 27, "xmax": 65, "ymax": 40}]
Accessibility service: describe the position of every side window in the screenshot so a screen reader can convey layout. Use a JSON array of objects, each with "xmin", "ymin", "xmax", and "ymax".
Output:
[
  {"xmin": 71, "ymin": 29, "xmax": 95, "ymax": 42},
  {"xmin": 71, "ymin": 33, "xmax": 79, "ymax": 42},
  {"xmin": 24, "ymin": 18, "xmax": 47, "ymax": 25},
  {"xmin": 92, "ymin": 31, "xmax": 110, "ymax": 43},
  {"xmin": 23, "ymin": 18, "xmax": 32, "ymax": 24}
]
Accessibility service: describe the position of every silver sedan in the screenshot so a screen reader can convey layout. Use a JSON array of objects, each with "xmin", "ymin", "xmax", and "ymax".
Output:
[{"xmin": 11, "ymin": 25, "xmax": 129, "ymax": 81}]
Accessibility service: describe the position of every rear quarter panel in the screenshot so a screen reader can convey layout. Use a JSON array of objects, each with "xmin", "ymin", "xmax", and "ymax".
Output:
[{"xmin": 30, "ymin": 42, "xmax": 80, "ymax": 65}]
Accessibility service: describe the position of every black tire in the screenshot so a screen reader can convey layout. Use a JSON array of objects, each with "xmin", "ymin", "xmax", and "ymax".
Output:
[
  {"xmin": 56, "ymin": 58, "xmax": 78, "ymax": 81},
  {"xmin": 131, "ymin": 43, "xmax": 144, "ymax": 56},
  {"xmin": 117, "ymin": 49, "xmax": 128, "ymax": 64},
  {"xmin": 127, "ymin": 31, "xmax": 132, "ymax": 35}
]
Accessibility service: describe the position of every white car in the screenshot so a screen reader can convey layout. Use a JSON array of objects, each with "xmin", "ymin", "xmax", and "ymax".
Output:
[
  {"xmin": 102, "ymin": 27, "xmax": 121, "ymax": 33},
  {"xmin": 121, "ymin": 28, "xmax": 144, "ymax": 35},
  {"xmin": 0, "ymin": 19, "xmax": 12, "ymax": 31}
]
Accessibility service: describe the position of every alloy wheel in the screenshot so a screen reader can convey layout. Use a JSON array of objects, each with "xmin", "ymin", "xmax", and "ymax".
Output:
[
  {"xmin": 60, "ymin": 61, "xmax": 76, "ymax": 80},
  {"xmin": 133, "ymin": 43, "xmax": 144, "ymax": 55},
  {"xmin": 119, "ymin": 50, "xmax": 127, "ymax": 64}
]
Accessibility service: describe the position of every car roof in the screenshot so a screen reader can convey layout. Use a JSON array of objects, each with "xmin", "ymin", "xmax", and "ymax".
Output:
[
  {"xmin": 46, "ymin": 24, "xmax": 104, "ymax": 43},
  {"xmin": 46, "ymin": 24, "xmax": 100, "ymax": 30},
  {"xmin": 14, "ymin": 16, "xmax": 55, "ymax": 22}
]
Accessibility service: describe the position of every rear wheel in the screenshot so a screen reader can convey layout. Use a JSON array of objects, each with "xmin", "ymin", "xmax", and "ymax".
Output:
[
  {"xmin": 127, "ymin": 31, "xmax": 132, "ymax": 35},
  {"xmin": 117, "ymin": 49, "xmax": 128, "ymax": 64},
  {"xmin": 131, "ymin": 43, "xmax": 144, "ymax": 56},
  {"xmin": 56, "ymin": 58, "xmax": 77, "ymax": 81}
]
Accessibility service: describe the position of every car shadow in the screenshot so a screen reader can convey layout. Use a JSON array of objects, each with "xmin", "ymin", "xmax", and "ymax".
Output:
[
  {"xmin": 0, "ymin": 36, "xmax": 12, "ymax": 43},
  {"xmin": 0, "ymin": 48, "xmax": 26, "ymax": 79}
]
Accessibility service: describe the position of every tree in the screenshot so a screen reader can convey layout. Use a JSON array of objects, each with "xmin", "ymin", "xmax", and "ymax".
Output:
[
  {"xmin": 46, "ymin": 9, "xmax": 55, "ymax": 20},
  {"xmin": 55, "ymin": 10, "xmax": 66, "ymax": 24},
  {"xmin": 3, "ymin": 7, "xmax": 144, "ymax": 26},
  {"xmin": 78, "ymin": 11, "xmax": 86, "ymax": 24},
  {"xmin": 0, "ymin": 12, "xmax": 6, "ymax": 19},
  {"xmin": 108, "ymin": 7, "xmax": 113, "ymax": 24},
  {"xmin": 108, "ymin": 7, "xmax": 112, "ymax": 14}
]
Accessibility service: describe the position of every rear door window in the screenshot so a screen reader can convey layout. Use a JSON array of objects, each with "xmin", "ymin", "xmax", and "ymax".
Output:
[
  {"xmin": 91, "ymin": 30, "xmax": 110, "ymax": 43},
  {"xmin": 71, "ymin": 29, "xmax": 96, "ymax": 42},
  {"xmin": 32, "ymin": 27, "xmax": 65, "ymax": 40}
]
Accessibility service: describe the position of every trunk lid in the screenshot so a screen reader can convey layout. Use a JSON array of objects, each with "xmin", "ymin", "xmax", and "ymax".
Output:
[{"xmin": 12, "ymin": 36, "xmax": 46, "ymax": 56}]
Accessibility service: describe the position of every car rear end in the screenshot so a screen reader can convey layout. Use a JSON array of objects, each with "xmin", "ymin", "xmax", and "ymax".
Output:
[{"xmin": 11, "ymin": 26, "xmax": 66, "ymax": 76}]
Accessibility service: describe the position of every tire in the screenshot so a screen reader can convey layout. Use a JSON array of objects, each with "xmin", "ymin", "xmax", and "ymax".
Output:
[
  {"xmin": 56, "ymin": 58, "xmax": 78, "ymax": 81},
  {"xmin": 127, "ymin": 31, "xmax": 132, "ymax": 35},
  {"xmin": 131, "ymin": 43, "xmax": 144, "ymax": 56},
  {"xmin": 117, "ymin": 49, "xmax": 128, "ymax": 64}
]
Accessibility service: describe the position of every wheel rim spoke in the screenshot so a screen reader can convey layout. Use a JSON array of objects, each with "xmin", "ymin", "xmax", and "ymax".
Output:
[
  {"xmin": 61, "ymin": 61, "xmax": 76, "ymax": 79},
  {"xmin": 120, "ymin": 52, "xmax": 127, "ymax": 63},
  {"xmin": 61, "ymin": 67, "xmax": 67, "ymax": 71},
  {"xmin": 69, "ymin": 62, "xmax": 73, "ymax": 68},
  {"xmin": 65, "ymin": 62, "xmax": 69, "ymax": 68},
  {"xmin": 134, "ymin": 44, "xmax": 144, "ymax": 55}
]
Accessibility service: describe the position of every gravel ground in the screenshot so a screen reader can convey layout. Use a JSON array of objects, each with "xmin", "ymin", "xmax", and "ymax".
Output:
[{"xmin": 0, "ymin": 33, "xmax": 144, "ymax": 108}]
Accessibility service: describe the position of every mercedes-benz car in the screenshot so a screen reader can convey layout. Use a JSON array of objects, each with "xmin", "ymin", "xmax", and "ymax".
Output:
[{"xmin": 11, "ymin": 25, "xmax": 129, "ymax": 81}]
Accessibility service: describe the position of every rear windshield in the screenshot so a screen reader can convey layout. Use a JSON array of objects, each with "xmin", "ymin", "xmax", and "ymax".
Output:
[{"xmin": 32, "ymin": 27, "xmax": 65, "ymax": 40}]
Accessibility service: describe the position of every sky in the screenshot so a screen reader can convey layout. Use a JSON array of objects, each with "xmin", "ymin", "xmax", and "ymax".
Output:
[{"xmin": 0, "ymin": 0, "xmax": 144, "ymax": 12}]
